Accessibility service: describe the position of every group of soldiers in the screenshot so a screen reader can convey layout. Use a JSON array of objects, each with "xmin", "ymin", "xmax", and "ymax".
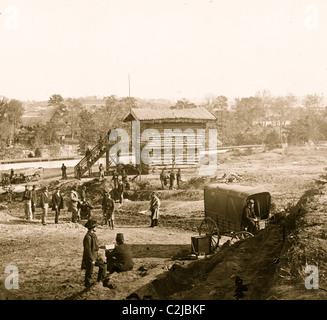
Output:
[
  {"xmin": 159, "ymin": 168, "xmax": 182, "ymax": 190},
  {"xmin": 22, "ymin": 184, "xmax": 63, "ymax": 225},
  {"xmin": 22, "ymin": 181, "xmax": 123, "ymax": 229},
  {"xmin": 22, "ymin": 184, "xmax": 94, "ymax": 225}
]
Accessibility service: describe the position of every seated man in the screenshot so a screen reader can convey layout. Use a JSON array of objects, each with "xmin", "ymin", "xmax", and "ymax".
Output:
[
  {"xmin": 105, "ymin": 233, "xmax": 134, "ymax": 274},
  {"xmin": 80, "ymin": 200, "xmax": 94, "ymax": 220},
  {"xmin": 241, "ymin": 199, "xmax": 258, "ymax": 233}
]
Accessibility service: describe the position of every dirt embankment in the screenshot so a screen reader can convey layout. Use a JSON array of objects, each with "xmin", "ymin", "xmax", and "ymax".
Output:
[{"xmin": 130, "ymin": 184, "xmax": 327, "ymax": 300}]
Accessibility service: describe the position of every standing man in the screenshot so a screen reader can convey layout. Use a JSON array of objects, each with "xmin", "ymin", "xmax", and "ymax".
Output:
[
  {"xmin": 10, "ymin": 169, "xmax": 14, "ymax": 183},
  {"xmin": 99, "ymin": 163, "xmax": 105, "ymax": 182},
  {"xmin": 176, "ymin": 168, "xmax": 182, "ymax": 189},
  {"xmin": 98, "ymin": 135, "xmax": 105, "ymax": 152},
  {"xmin": 85, "ymin": 147, "xmax": 92, "ymax": 176},
  {"xmin": 102, "ymin": 190, "xmax": 109, "ymax": 225},
  {"xmin": 112, "ymin": 169, "xmax": 119, "ymax": 189},
  {"xmin": 61, "ymin": 163, "xmax": 67, "ymax": 180},
  {"xmin": 149, "ymin": 192, "xmax": 160, "ymax": 227},
  {"xmin": 85, "ymin": 147, "xmax": 91, "ymax": 158},
  {"xmin": 80, "ymin": 186, "xmax": 88, "ymax": 219},
  {"xmin": 81, "ymin": 185, "xmax": 87, "ymax": 202},
  {"xmin": 23, "ymin": 185, "xmax": 32, "ymax": 221},
  {"xmin": 160, "ymin": 169, "xmax": 165, "ymax": 189},
  {"xmin": 105, "ymin": 193, "xmax": 116, "ymax": 229},
  {"xmin": 40, "ymin": 186, "xmax": 50, "ymax": 225},
  {"xmin": 169, "ymin": 170, "xmax": 175, "ymax": 190},
  {"xmin": 81, "ymin": 219, "xmax": 107, "ymax": 287},
  {"xmin": 121, "ymin": 169, "xmax": 128, "ymax": 185},
  {"xmin": 69, "ymin": 186, "xmax": 80, "ymax": 223},
  {"xmin": 31, "ymin": 185, "xmax": 38, "ymax": 220},
  {"xmin": 52, "ymin": 186, "xmax": 64, "ymax": 224},
  {"xmin": 118, "ymin": 181, "xmax": 124, "ymax": 204}
]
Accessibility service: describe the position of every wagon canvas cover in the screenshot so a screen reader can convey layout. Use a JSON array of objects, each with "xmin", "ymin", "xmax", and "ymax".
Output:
[{"xmin": 204, "ymin": 184, "xmax": 271, "ymax": 232}]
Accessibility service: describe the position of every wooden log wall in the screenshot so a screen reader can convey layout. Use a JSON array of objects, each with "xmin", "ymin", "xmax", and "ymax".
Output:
[{"xmin": 132, "ymin": 121, "xmax": 214, "ymax": 166}]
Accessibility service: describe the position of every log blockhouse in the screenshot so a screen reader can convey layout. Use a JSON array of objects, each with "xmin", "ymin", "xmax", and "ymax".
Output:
[{"xmin": 123, "ymin": 107, "xmax": 217, "ymax": 172}]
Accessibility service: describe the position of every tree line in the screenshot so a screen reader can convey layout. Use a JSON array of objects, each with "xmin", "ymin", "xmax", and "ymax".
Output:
[
  {"xmin": 200, "ymin": 91, "xmax": 327, "ymax": 147},
  {"xmin": 0, "ymin": 97, "xmax": 24, "ymax": 147},
  {"xmin": 0, "ymin": 91, "xmax": 326, "ymax": 157},
  {"xmin": 18, "ymin": 94, "xmax": 137, "ymax": 154}
]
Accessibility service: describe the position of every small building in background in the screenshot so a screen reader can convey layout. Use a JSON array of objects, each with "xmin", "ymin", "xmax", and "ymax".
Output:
[{"xmin": 122, "ymin": 107, "xmax": 217, "ymax": 172}]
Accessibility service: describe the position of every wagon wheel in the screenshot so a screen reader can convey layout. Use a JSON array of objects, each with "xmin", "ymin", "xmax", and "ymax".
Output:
[
  {"xmin": 198, "ymin": 217, "xmax": 220, "ymax": 250},
  {"xmin": 230, "ymin": 231, "xmax": 254, "ymax": 245}
]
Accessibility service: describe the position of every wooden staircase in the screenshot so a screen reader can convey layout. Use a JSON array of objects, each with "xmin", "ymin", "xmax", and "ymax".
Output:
[{"xmin": 74, "ymin": 136, "xmax": 117, "ymax": 179}]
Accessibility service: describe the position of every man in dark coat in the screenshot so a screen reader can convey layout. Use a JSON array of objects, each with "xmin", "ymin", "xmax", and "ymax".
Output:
[
  {"xmin": 104, "ymin": 193, "xmax": 116, "ymax": 229},
  {"xmin": 52, "ymin": 187, "xmax": 64, "ymax": 224},
  {"xmin": 81, "ymin": 219, "xmax": 107, "ymax": 287},
  {"xmin": 102, "ymin": 190, "xmax": 109, "ymax": 224},
  {"xmin": 160, "ymin": 169, "xmax": 165, "ymax": 189},
  {"xmin": 105, "ymin": 233, "xmax": 134, "ymax": 274},
  {"xmin": 10, "ymin": 169, "xmax": 14, "ymax": 183},
  {"xmin": 176, "ymin": 168, "xmax": 182, "ymax": 189},
  {"xmin": 117, "ymin": 181, "xmax": 124, "ymax": 204},
  {"xmin": 169, "ymin": 170, "xmax": 175, "ymax": 190},
  {"xmin": 61, "ymin": 163, "xmax": 67, "ymax": 180},
  {"xmin": 112, "ymin": 169, "xmax": 119, "ymax": 189},
  {"xmin": 80, "ymin": 200, "xmax": 93, "ymax": 220},
  {"xmin": 23, "ymin": 185, "xmax": 32, "ymax": 220},
  {"xmin": 31, "ymin": 185, "xmax": 38, "ymax": 220},
  {"xmin": 241, "ymin": 199, "xmax": 258, "ymax": 233}
]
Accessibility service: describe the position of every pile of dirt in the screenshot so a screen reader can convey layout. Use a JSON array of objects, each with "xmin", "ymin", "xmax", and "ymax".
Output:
[
  {"xmin": 42, "ymin": 178, "xmax": 113, "ymax": 207},
  {"xmin": 182, "ymin": 177, "xmax": 210, "ymax": 190},
  {"xmin": 266, "ymin": 185, "xmax": 327, "ymax": 299}
]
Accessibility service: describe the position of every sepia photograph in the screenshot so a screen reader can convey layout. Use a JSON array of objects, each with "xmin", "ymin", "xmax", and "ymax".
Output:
[{"xmin": 0, "ymin": 0, "xmax": 326, "ymax": 309}]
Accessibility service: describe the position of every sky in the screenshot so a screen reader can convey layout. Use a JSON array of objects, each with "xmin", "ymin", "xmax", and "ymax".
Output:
[{"xmin": 0, "ymin": 0, "xmax": 327, "ymax": 102}]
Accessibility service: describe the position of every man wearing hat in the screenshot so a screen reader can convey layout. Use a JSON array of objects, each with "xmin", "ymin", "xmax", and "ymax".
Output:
[
  {"xmin": 52, "ymin": 186, "xmax": 64, "ymax": 224},
  {"xmin": 105, "ymin": 233, "xmax": 134, "ymax": 275},
  {"xmin": 149, "ymin": 192, "xmax": 160, "ymax": 227},
  {"xmin": 31, "ymin": 185, "xmax": 38, "ymax": 220},
  {"xmin": 68, "ymin": 186, "xmax": 80, "ymax": 223},
  {"xmin": 40, "ymin": 186, "xmax": 50, "ymax": 225},
  {"xmin": 81, "ymin": 219, "xmax": 107, "ymax": 287},
  {"xmin": 61, "ymin": 163, "xmax": 67, "ymax": 180},
  {"xmin": 101, "ymin": 190, "xmax": 109, "ymax": 224},
  {"xmin": 241, "ymin": 199, "xmax": 258, "ymax": 233},
  {"xmin": 22, "ymin": 185, "xmax": 32, "ymax": 221},
  {"xmin": 104, "ymin": 192, "xmax": 116, "ymax": 229}
]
